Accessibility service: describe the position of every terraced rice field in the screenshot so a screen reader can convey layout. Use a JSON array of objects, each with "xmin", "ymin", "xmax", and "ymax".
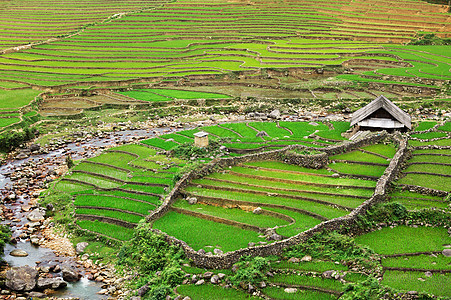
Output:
[
  {"xmin": 329, "ymin": 143, "xmax": 397, "ymax": 179},
  {"xmin": 0, "ymin": 0, "xmax": 449, "ymax": 89},
  {"xmin": 151, "ymin": 158, "xmax": 379, "ymax": 253},
  {"xmin": 0, "ymin": 0, "xmax": 171, "ymax": 51},
  {"xmin": 142, "ymin": 120, "xmax": 349, "ymax": 153},
  {"xmin": 398, "ymin": 124, "xmax": 451, "ymax": 193},
  {"xmin": 38, "ymin": 88, "xmax": 234, "ymax": 116},
  {"xmin": 52, "ymin": 143, "xmax": 185, "ymax": 241},
  {"xmin": 355, "ymin": 226, "xmax": 451, "ymax": 297}
]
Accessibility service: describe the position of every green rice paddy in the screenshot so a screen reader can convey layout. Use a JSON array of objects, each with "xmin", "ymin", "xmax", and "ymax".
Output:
[
  {"xmin": 355, "ymin": 226, "xmax": 451, "ymax": 255},
  {"xmin": 53, "ymin": 142, "xmax": 185, "ymax": 241}
]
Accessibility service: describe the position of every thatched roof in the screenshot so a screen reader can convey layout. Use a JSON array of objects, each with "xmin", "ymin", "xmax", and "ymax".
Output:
[{"xmin": 351, "ymin": 95, "xmax": 411, "ymax": 129}]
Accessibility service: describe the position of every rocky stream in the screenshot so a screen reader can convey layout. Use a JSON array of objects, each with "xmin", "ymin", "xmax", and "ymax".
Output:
[{"xmin": 0, "ymin": 127, "xmax": 175, "ymax": 300}]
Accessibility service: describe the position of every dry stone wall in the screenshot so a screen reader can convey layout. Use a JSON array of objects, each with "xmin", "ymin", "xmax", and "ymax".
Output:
[{"xmin": 145, "ymin": 133, "xmax": 407, "ymax": 269}]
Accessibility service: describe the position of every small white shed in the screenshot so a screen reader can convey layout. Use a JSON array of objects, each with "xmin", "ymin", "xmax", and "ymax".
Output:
[{"xmin": 194, "ymin": 131, "xmax": 209, "ymax": 147}]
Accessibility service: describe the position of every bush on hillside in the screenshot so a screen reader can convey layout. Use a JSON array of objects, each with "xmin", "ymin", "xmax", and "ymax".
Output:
[
  {"xmin": 0, "ymin": 225, "xmax": 11, "ymax": 262},
  {"xmin": 408, "ymin": 33, "xmax": 451, "ymax": 45},
  {"xmin": 230, "ymin": 256, "xmax": 270, "ymax": 288},
  {"xmin": 118, "ymin": 223, "xmax": 185, "ymax": 299}
]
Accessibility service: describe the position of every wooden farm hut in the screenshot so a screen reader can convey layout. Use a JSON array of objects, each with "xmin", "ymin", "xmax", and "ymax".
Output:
[
  {"xmin": 194, "ymin": 131, "xmax": 209, "ymax": 147},
  {"xmin": 351, "ymin": 95, "xmax": 411, "ymax": 131}
]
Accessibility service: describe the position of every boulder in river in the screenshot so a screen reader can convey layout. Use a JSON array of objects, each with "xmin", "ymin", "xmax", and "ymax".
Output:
[
  {"xmin": 62, "ymin": 266, "xmax": 80, "ymax": 282},
  {"xmin": 76, "ymin": 242, "xmax": 89, "ymax": 254},
  {"xmin": 10, "ymin": 249, "xmax": 28, "ymax": 257},
  {"xmin": 6, "ymin": 265, "xmax": 38, "ymax": 291},
  {"xmin": 27, "ymin": 209, "xmax": 44, "ymax": 222},
  {"xmin": 29, "ymin": 144, "xmax": 40, "ymax": 152},
  {"xmin": 37, "ymin": 277, "xmax": 67, "ymax": 290}
]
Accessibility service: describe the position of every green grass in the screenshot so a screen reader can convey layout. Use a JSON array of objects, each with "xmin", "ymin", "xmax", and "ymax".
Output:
[
  {"xmin": 196, "ymin": 175, "xmax": 373, "ymax": 197},
  {"xmin": 147, "ymin": 88, "xmax": 232, "ymax": 99},
  {"xmin": 159, "ymin": 133, "xmax": 194, "ymax": 144},
  {"xmin": 404, "ymin": 164, "xmax": 451, "ymax": 176},
  {"xmin": 329, "ymin": 151, "xmax": 389, "ymax": 164},
  {"xmin": 243, "ymin": 161, "xmax": 333, "ymax": 175},
  {"xmin": 229, "ymin": 166, "xmax": 376, "ymax": 187},
  {"xmin": 262, "ymin": 286, "xmax": 337, "ymax": 300},
  {"xmin": 0, "ymin": 81, "xmax": 29, "ymax": 89},
  {"xmin": 0, "ymin": 89, "xmax": 41, "ymax": 109},
  {"xmin": 389, "ymin": 190, "xmax": 444, "ymax": 201},
  {"xmin": 413, "ymin": 149, "xmax": 451, "ymax": 155},
  {"xmin": 191, "ymin": 178, "xmax": 367, "ymax": 208},
  {"xmin": 390, "ymin": 197, "xmax": 449, "ymax": 210},
  {"xmin": 266, "ymin": 207, "xmax": 323, "ymax": 237},
  {"xmin": 177, "ymin": 284, "xmax": 260, "ymax": 300},
  {"xmin": 74, "ymin": 195, "xmax": 155, "ymax": 215},
  {"xmin": 344, "ymin": 272, "xmax": 368, "ymax": 283},
  {"xmin": 72, "ymin": 163, "xmax": 129, "ymax": 181},
  {"xmin": 77, "ymin": 220, "xmax": 134, "ymax": 241},
  {"xmin": 382, "ymin": 270, "xmax": 451, "ymax": 297},
  {"xmin": 382, "ymin": 254, "xmax": 451, "ymax": 271},
  {"xmin": 0, "ymin": 117, "xmax": 20, "ymax": 127},
  {"xmin": 409, "ymin": 139, "xmax": 451, "ymax": 147},
  {"xmin": 398, "ymin": 173, "xmax": 451, "ymax": 192},
  {"xmin": 88, "ymin": 152, "xmax": 137, "ymax": 171},
  {"xmin": 54, "ymin": 180, "xmax": 91, "ymax": 193},
  {"xmin": 438, "ymin": 122, "xmax": 451, "ymax": 132},
  {"xmin": 409, "ymin": 155, "xmax": 451, "ymax": 164},
  {"xmin": 152, "ymin": 211, "xmax": 267, "ymax": 252},
  {"xmin": 360, "ymin": 144, "xmax": 397, "ymax": 158},
  {"xmin": 76, "ymin": 208, "xmax": 143, "ymax": 223},
  {"xmin": 220, "ymin": 123, "xmax": 259, "ymax": 139},
  {"xmin": 111, "ymin": 144, "xmax": 157, "ymax": 158},
  {"xmin": 272, "ymin": 260, "xmax": 348, "ymax": 272},
  {"xmin": 329, "ymin": 162, "xmax": 387, "ymax": 177},
  {"xmin": 65, "ymin": 172, "xmax": 122, "ymax": 189},
  {"xmin": 121, "ymin": 184, "xmax": 166, "ymax": 194},
  {"xmin": 186, "ymin": 187, "xmax": 349, "ymax": 220},
  {"xmin": 411, "ymin": 132, "xmax": 447, "ymax": 139},
  {"xmin": 173, "ymin": 199, "xmax": 288, "ymax": 228},
  {"xmin": 414, "ymin": 121, "xmax": 437, "ymax": 131},
  {"xmin": 75, "ymin": 189, "xmax": 161, "ymax": 206},
  {"xmin": 248, "ymin": 122, "xmax": 292, "ymax": 138},
  {"xmin": 279, "ymin": 121, "xmax": 329, "ymax": 138},
  {"xmin": 129, "ymin": 176, "xmax": 173, "ymax": 186},
  {"xmin": 141, "ymin": 137, "xmax": 178, "ymax": 150},
  {"xmin": 269, "ymin": 273, "xmax": 344, "ymax": 292},
  {"xmin": 355, "ymin": 226, "xmax": 451, "ymax": 255},
  {"xmin": 315, "ymin": 122, "xmax": 349, "ymax": 140},
  {"xmin": 117, "ymin": 90, "xmax": 171, "ymax": 102}
]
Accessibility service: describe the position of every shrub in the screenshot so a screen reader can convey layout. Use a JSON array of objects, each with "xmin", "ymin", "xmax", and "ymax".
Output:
[
  {"xmin": 230, "ymin": 256, "xmax": 270, "ymax": 288},
  {"xmin": 408, "ymin": 33, "xmax": 451, "ymax": 45},
  {"xmin": 66, "ymin": 155, "xmax": 75, "ymax": 168},
  {"xmin": 0, "ymin": 126, "xmax": 37, "ymax": 152},
  {"xmin": 355, "ymin": 202, "xmax": 407, "ymax": 230},
  {"xmin": 40, "ymin": 191, "xmax": 73, "ymax": 224},
  {"xmin": 171, "ymin": 143, "xmax": 208, "ymax": 160},
  {"xmin": 0, "ymin": 225, "xmax": 11, "ymax": 262},
  {"xmin": 284, "ymin": 231, "xmax": 377, "ymax": 270},
  {"xmin": 342, "ymin": 277, "xmax": 393, "ymax": 300},
  {"xmin": 117, "ymin": 223, "xmax": 185, "ymax": 299}
]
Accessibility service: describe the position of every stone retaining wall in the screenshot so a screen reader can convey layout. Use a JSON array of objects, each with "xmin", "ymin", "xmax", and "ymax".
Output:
[
  {"xmin": 399, "ymin": 185, "xmax": 448, "ymax": 197},
  {"xmin": 144, "ymin": 133, "xmax": 408, "ymax": 268}
]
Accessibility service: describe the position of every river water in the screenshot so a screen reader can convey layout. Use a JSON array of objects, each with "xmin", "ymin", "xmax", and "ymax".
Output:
[{"xmin": 1, "ymin": 127, "xmax": 173, "ymax": 299}]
